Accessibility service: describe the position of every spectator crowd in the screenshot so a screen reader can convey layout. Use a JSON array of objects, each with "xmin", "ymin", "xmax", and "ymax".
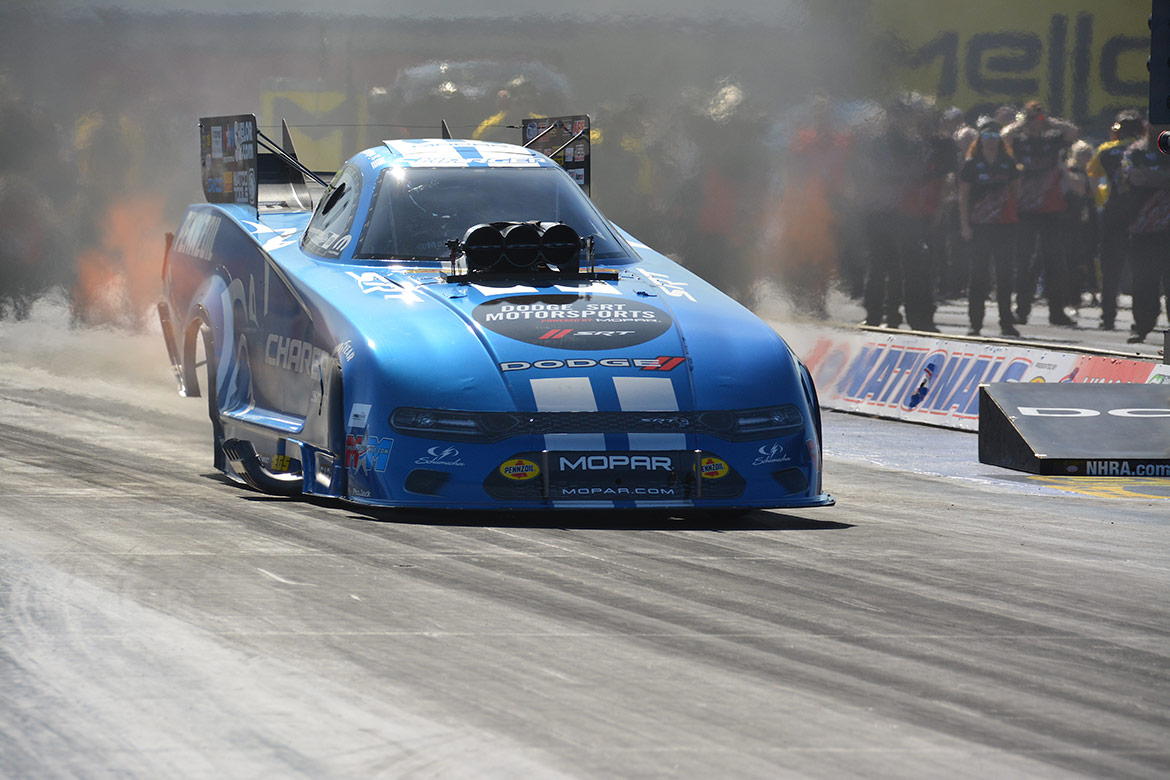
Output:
[{"xmin": 785, "ymin": 95, "xmax": 1170, "ymax": 344}]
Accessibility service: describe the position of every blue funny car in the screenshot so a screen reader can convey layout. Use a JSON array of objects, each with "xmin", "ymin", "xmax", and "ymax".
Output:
[{"xmin": 158, "ymin": 114, "xmax": 832, "ymax": 511}]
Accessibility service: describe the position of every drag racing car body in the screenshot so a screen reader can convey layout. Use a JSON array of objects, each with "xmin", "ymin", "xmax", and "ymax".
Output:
[{"xmin": 158, "ymin": 114, "xmax": 832, "ymax": 511}]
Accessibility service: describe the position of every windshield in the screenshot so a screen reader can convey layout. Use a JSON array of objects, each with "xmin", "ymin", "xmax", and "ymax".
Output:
[{"xmin": 356, "ymin": 166, "xmax": 632, "ymax": 262}]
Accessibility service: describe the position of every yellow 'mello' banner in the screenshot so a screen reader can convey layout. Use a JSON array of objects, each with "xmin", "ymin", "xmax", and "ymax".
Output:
[{"xmin": 871, "ymin": 0, "xmax": 1148, "ymax": 125}]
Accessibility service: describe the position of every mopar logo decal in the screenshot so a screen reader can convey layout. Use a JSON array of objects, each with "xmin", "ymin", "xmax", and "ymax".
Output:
[
  {"xmin": 558, "ymin": 487, "xmax": 680, "ymax": 496},
  {"xmin": 559, "ymin": 455, "xmax": 673, "ymax": 472},
  {"xmin": 500, "ymin": 356, "xmax": 684, "ymax": 372},
  {"xmin": 473, "ymin": 295, "xmax": 672, "ymax": 350}
]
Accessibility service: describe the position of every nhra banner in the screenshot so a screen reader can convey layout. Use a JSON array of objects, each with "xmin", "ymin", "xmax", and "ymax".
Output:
[{"xmin": 784, "ymin": 326, "xmax": 1162, "ymax": 432}]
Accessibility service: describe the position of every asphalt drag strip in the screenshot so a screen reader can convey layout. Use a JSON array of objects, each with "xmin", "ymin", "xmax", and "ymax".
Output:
[{"xmin": 0, "ymin": 322, "xmax": 1167, "ymax": 778}]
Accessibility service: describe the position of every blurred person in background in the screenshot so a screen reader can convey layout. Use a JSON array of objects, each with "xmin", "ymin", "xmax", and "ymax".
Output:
[
  {"xmin": 1001, "ymin": 100, "xmax": 1079, "ymax": 326},
  {"xmin": 942, "ymin": 106, "xmax": 970, "ymax": 146},
  {"xmin": 993, "ymin": 104, "xmax": 1019, "ymax": 128},
  {"xmin": 934, "ymin": 106, "xmax": 970, "ymax": 302},
  {"xmin": 1088, "ymin": 110, "xmax": 1145, "ymax": 330},
  {"xmin": 772, "ymin": 95, "xmax": 851, "ymax": 318},
  {"xmin": 860, "ymin": 93, "xmax": 951, "ymax": 331},
  {"xmin": 831, "ymin": 101, "xmax": 878, "ymax": 301},
  {"xmin": 953, "ymin": 111, "xmax": 978, "ymax": 163},
  {"xmin": 0, "ymin": 76, "xmax": 72, "ymax": 319},
  {"xmin": 1063, "ymin": 140, "xmax": 1099, "ymax": 311},
  {"xmin": 670, "ymin": 80, "xmax": 770, "ymax": 305},
  {"xmin": 958, "ymin": 117, "xmax": 1021, "ymax": 338},
  {"xmin": 1119, "ymin": 123, "xmax": 1170, "ymax": 344}
]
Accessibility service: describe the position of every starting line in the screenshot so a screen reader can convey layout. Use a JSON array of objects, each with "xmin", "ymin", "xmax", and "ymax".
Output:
[{"xmin": 1025, "ymin": 476, "xmax": 1170, "ymax": 499}]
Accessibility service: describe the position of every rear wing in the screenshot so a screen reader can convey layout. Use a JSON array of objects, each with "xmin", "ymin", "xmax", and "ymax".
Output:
[
  {"xmin": 200, "ymin": 114, "xmax": 333, "ymax": 212},
  {"xmin": 522, "ymin": 114, "xmax": 590, "ymax": 196}
]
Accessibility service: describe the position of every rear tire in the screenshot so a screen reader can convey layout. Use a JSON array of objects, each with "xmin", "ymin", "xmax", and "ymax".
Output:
[{"xmin": 194, "ymin": 322, "xmax": 225, "ymax": 470}]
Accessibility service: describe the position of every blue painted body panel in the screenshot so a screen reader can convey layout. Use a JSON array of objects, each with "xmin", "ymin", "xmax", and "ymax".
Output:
[{"xmin": 161, "ymin": 138, "xmax": 832, "ymax": 510}]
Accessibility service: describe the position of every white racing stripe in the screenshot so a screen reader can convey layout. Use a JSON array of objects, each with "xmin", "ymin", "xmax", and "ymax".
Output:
[
  {"xmin": 614, "ymin": 376, "xmax": 687, "ymax": 451},
  {"xmin": 531, "ymin": 377, "xmax": 609, "ymax": 507},
  {"xmin": 531, "ymin": 376, "xmax": 691, "ymax": 508},
  {"xmin": 530, "ymin": 377, "xmax": 606, "ymax": 451},
  {"xmin": 613, "ymin": 376, "xmax": 691, "ymax": 509}
]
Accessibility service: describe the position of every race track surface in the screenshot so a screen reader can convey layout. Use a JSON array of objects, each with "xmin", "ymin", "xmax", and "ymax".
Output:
[{"xmin": 1, "ymin": 319, "xmax": 1167, "ymax": 778}]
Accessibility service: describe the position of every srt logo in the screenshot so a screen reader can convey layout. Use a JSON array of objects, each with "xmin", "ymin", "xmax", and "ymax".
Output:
[
  {"xmin": 753, "ymin": 443, "xmax": 792, "ymax": 466},
  {"xmin": 639, "ymin": 416, "xmax": 691, "ymax": 429},
  {"xmin": 415, "ymin": 446, "xmax": 465, "ymax": 467},
  {"xmin": 538, "ymin": 329, "xmax": 636, "ymax": 339}
]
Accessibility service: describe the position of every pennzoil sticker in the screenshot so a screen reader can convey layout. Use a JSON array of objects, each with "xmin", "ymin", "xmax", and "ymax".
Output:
[
  {"xmin": 701, "ymin": 457, "xmax": 730, "ymax": 479},
  {"xmin": 500, "ymin": 458, "xmax": 540, "ymax": 481}
]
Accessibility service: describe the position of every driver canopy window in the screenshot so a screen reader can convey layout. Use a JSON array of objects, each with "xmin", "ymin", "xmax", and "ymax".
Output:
[
  {"xmin": 356, "ymin": 166, "xmax": 629, "ymax": 262},
  {"xmin": 304, "ymin": 165, "xmax": 362, "ymax": 258}
]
